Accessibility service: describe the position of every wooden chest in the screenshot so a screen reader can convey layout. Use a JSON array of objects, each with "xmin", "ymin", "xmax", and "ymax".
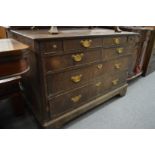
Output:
[
  {"xmin": 121, "ymin": 26, "xmax": 155, "ymax": 78},
  {"xmin": 7, "ymin": 28, "xmax": 138, "ymax": 128},
  {"xmin": 142, "ymin": 29, "xmax": 155, "ymax": 76}
]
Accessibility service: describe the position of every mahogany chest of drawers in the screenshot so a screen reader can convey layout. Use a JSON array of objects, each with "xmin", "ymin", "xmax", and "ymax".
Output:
[{"xmin": 7, "ymin": 28, "xmax": 138, "ymax": 128}]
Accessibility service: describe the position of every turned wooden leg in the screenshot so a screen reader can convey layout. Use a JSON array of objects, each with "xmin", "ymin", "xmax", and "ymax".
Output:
[{"xmin": 11, "ymin": 92, "xmax": 25, "ymax": 116}]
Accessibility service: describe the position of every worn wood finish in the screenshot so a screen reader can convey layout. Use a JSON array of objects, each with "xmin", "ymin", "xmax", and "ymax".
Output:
[
  {"xmin": 45, "ymin": 84, "xmax": 128, "ymax": 128},
  {"xmin": 142, "ymin": 29, "xmax": 155, "ymax": 76},
  {"xmin": 0, "ymin": 39, "xmax": 29, "ymax": 116},
  {"xmin": 120, "ymin": 26, "xmax": 155, "ymax": 78},
  {"xmin": 7, "ymin": 28, "xmax": 138, "ymax": 128},
  {"xmin": 0, "ymin": 27, "xmax": 7, "ymax": 38},
  {"xmin": 49, "ymin": 72, "xmax": 127, "ymax": 118},
  {"xmin": 0, "ymin": 39, "xmax": 29, "ymax": 79}
]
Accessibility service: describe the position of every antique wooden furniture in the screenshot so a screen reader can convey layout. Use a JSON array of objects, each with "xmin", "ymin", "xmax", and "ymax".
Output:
[
  {"xmin": 142, "ymin": 28, "xmax": 155, "ymax": 76},
  {"xmin": 121, "ymin": 27, "xmax": 155, "ymax": 78},
  {"xmin": 0, "ymin": 39, "xmax": 29, "ymax": 115},
  {"xmin": 0, "ymin": 27, "xmax": 7, "ymax": 38},
  {"xmin": 7, "ymin": 28, "xmax": 138, "ymax": 128}
]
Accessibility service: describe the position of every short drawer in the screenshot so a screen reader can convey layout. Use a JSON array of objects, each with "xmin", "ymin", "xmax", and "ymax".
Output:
[
  {"xmin": 45, "ymin": 48, "xmax": 102, "ymax": 72},
  {"xmin": 49, "ymin": 72, "xmax": 127, "ymax": 117},
  {"xmin": 102, "ymin": 36, "xmax": 127, "ymax": 47},
  {"xmin": 46, "ymin": 62, "xmax": 107, "ymax": 96},
  {"xmin": 63, "ymin": 38, "xmax": 102, "ymax": 51},
  {"xmin": 105, "ymin": 56, "xmax": 130, "ymax": 73},
  {"xmin": 40, "ymin": 40, "xmax": 63, "ymax": 53},
  {"xmin": 102, "ymin": 47, "xmax": 136, "ymax": 60}
]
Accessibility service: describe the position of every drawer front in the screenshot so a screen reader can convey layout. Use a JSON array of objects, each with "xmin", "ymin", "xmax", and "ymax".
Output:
[
  {"xmin": 105, "ymin": 56, "xmax": 130, "ymax": 73},
  {"xmin": 46, "ymin": 62, "xmax": 107, "ymax": 96},
  {"xmin": 102, "ymin": 47, "xmax": 135, "ymax": 60},
  {"xmin": 49, "ymin": 72, "xmax": 127, "ymax": 117},
  {"xmin": 40, "ymin": 40, "xmax": 63, "ymax": 53},
  {"xmin": 102, "ymin": 36, "xmax": 127, "ymax": 47},
  {"xmin": 45, "ymin": 48, "xmax": 102, "ymax": 72},
  {"xmin": 63, "ymin": 38, "xmax": 102, "ymax": 51}
]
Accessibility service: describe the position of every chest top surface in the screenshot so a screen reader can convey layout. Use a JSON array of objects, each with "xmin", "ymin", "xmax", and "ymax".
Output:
[
  {"xmin": 10, "ymin": 28, "xmax": 138, "ymax": 40},
  {"xmin": 0, "ymin": 39, "xmax": 29, "ymax": 55}
]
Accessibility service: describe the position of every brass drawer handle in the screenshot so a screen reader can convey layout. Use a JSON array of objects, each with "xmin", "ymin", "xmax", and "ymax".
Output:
[
  {"xmin": 113, "ymin": 38, "xmax": 120, "ymax": 45},
  {"xmin": 80, "ymin": 39, "xmax": 92, "ymax": 48},
  {"xmin": 72, "ymin": 53, "xmax": 84, "ymax": 62},
  {"xmin": 97, "ymin": 64, "xmax": 103, "ymax": 69},
  {"xmin": 112, "ymin": 79, "xmax": 119, "ymax": 85},
  {"xmin": 71, "ymin": 95, "xmax": 82, "ymax": 103},
  {"xmin": 52, "ymin": 44, "xmax": 57, "ymax": 49},
  {"xmin": 115, "ymin": 63, "xmax": 121, "ymax": 69},
  {"xmin": 116, "ymin": 48, "xmax": 124, "ymax": 54},
  {"xmin": 71, "ymin": 74, "xmax": 82, "ymax": 83},
  {"xmin": 95, "ymin": 82, "xmax": 102, "ymax": 87}
]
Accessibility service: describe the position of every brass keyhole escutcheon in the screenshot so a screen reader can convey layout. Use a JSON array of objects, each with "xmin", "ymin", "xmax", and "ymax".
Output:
[
  {"xmin": 71, "ymin": 95, "xmax": 82, "ymax": 103},
  {"xmin": 112, "ymin": 79, "xmax": 119, "ymax": 85},
  {"xmin": 97, "ymin": 64, "xmax": 103, "ymax": 69},
  {"xmin": 116, "ymin": 48, "xmax": 124, "ymax": 54},
  {"xmin": 95, "ymin": 82, "xmax": 102, "ymax": 87},
  {"xmin": 114, "ymin": 38, "xmax": 120, "ymax": 45},
  {"xmin": 52, "ymin": 44, "xmax": 57, "ymax": 49},
  {"xmin": 115, "ymin": 63, "xmax": 121, "ymax": 69},
  {"xmin": 71, "ymin": 74, "xmax": 82, "ymax": 83}
]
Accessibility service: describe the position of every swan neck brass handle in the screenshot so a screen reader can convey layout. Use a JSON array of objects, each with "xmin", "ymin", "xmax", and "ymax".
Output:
[
  {"xmin": 71, "ymin": 74, "xmax": 82, "ymax": 83},
  {"xmin": 95, "ymin": 82, "xmax": 102, "ymax": 87},
  {"xmin": 112, "ymin": 79, "xmax": 119, "ymax": 85},
  {"xmin": 71, "ymin": 95, "xmax": 82, "ymax": 103},
  {"xmin": 80, "ymin": 39, "xmax": 92, "ymax": 48},
  {"xmin": 114, "ymin": 38, "xmax": 120, "ymax": 45},
  {"xmin": 116, "ymin": 48, "xmax": 124, "ymax": 54},
  {"xmin": 72, "ymin": 53, "xmax": 84, "ymax": 62},
  {"xmin": 115, "ymin": 63, "xmax": 121, "ymax": 69}
]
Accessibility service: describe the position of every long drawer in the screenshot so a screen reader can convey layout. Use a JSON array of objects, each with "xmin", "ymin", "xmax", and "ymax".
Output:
[
  {"xmin": 49, "ymin": 71, "xmax": 127, "ymax": 117},
  {"xmin": 46, "ymin": 56, "xmax": 129, "ymax": 96},
  {"xmin": 44, "ymin": 47, "xmax": 133, "ymax": 73}
]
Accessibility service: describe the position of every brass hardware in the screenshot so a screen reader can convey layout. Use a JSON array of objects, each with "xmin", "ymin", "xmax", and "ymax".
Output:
[
  {"xmin": 80, "ymin": 39, "xmax": 92, "ymax": 48},
  {"xmin": 72, "ymin": 53, "xmax": 84, "ymax": 62},
  {"xmin": 116, "ymin": 48, "xmax": 124, "ymax": 54},
  {"xmin": 95, "ymin": 82, "xmax": 102, "ymax": 87},
  {"xmin": 71, "ymin": 95, "xmax": 82, "ymax": 103},
  {"xmin": 71, "ymin": 74, "xmax": 82, "ymax": 83},
  {"xmin": 97, "ymin": 64, "xmax": 103, "ymax": 69},
  {"xmin": 53, "ymin": 44, "xmax": 57, "ymax": 49},
  {"xmin": 114, "ymin": 38, "xmax": 120, "ymax": 44},
  {"xmin": 112, "ymin": 79, "xmax": 119, "ymax": 85},
  {"xmin": 115, "ymin": 63, "xmax": 121, "ymax": 69}
]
